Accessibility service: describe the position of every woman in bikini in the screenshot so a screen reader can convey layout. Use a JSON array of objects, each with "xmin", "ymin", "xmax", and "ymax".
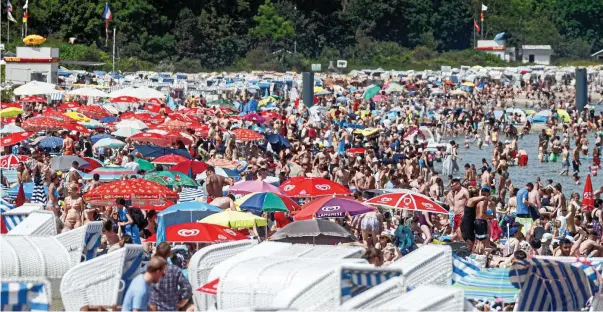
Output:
[{"xmin": 62, "ymin": 185, "xmax": 84, "ymax": 232}]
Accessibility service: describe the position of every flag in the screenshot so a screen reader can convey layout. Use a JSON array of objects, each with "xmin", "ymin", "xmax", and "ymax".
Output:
[
  {"xmin": 22, "ymin": 0, "xmax": 27, "ymax": 9},
  {"xmin": 480, "ymin": 11, "xmax": 484, "ymax": 22},
  {"xmin": 103, "ymin": 3, "xmax": 112, "ymax": 20},
  {"xmin": 7, "ymin": 0, "xmax": 12, "ymax": 12},
  {"xmin": 583, "ymin": 174, "xmax": 594, "ymax": 211},
  {"xmin": 7, "ymin": 11, "xmax": 16, "ymax": 22},
  {"xmin": 22, "ymin": 11, "xmax": 27, "ymax": 23},
  {"xmin": 481, "ymin": 4, "xmax": 488, "ymax": 11},
  {"xmin": 103, "ymin": 3, "xmax": 112, "ymax": 42},
  {"xmin": 474, "ymin": 20, "xmax": 481, "ymax": 32}
]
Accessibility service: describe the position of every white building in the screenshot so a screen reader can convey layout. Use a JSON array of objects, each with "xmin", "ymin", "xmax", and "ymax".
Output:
[
  {"xmin": 4, "ymin": 47, "xmax": 59, "ymax": 84},
  {"xmin": 476, "ymin": 40, "xmax": 516, "ymax": 62},
  {"xmin": 521, "ymin": 45, "xmax": 553, "ymax": 65}
]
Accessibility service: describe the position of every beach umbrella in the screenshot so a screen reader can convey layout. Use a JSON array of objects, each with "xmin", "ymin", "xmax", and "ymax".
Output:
[
  {"xmin": 235, "ymin": 192, "xmax": 299, "ymax": 215},
  {"xmin": 1, "ymin": 102, "xmax": 21, "ymax": 108},
  {"xmin": 144, "ymin": 171, "xmax": 198, "ymax": 187},
  {"xmin": 280, "ymin": 177, "xmax": 351, "ymax": 198},
  {"xmin": 110, "ymin": 95, "xmax": 140, "ymax": 103},
  {"xmin": 260, "ymin": 111, "xmax": 281, "ymax": 120},
  {"xmin": 170, "ymin": 160, "xmax": 209, "ymax": 177},
  {"xmin": 22, "ymin": 117, "xmax": 64, "ymax": 131},
  {"xmin": 135, "ymin": 158, "xmax": 155, "ymax": 171},
  {"xmin": 178, "ymin": 187, "xmax": 204, "ymax": 202},
  {"xmin": 79, "ymin": 157, "xmax": 103, "ymax": 173},
  {"xmin": 83, "ymin": 178, "xmax": 179, "ymax": 205},
  {"xmin": 51, "ymin": 155, "xmax": 89, "ymax": 171},
  {"xmin": 243, "ymin": 113, "xmax": 265, "ymax": 124},
  {"xmin": 196, "ymin": 167, "xmax": 239, "ymax": 180},
  {"xmin": 346, "ymin": 147, "xmax": 365, "ymax": 155},
  {"xmin": 362, "ymin": 85, "xmax": 381, "ymax": 100},
  {"xmin": 79, "ymin": 119, "xmax": 105, "ymax": 129},
  {"xmin": 111, "ymin": 127, "xmax": 142, "ymax": 138},
  {"xmin": 58, "ymin": 102, "xmax": 79, "ymax": 110},
  {"xmin": 37, "ymin": 136, "xmax": 63, "ymax": 149},
  {"xmin": 75, "ymin": 105, "xmax": 111, "ymax": 119},
  {"xmin": 294, "ymin": 196, "xmax": 374, "ymax": 220},
  {"xmin": 64, "ymin": 111, "xmax": 91, "ymax": 122},
  {"xmin": 385, "ymin": 83, "xmax": 405, "ymax": 93},
  {"xmin": 129, "ymin": 132, "xmax": 170, "ymax": 145},
  {"xmin": 152, "ymin": 154, "xmax": 189, "ymax": 165},
  {"xmin": 0, "ymin": 124, "xmax": 25, "ymax": 134},
  {"xmin": 85, "ymin": 166, "xmax": 138, "ymax": 181},
  {"xmin": 270, "ymin": 219, "xmax": 356, "ymax": 245},
  {"xmin": 135, "ymin": 200, "xmax": 174, "ymax": 211},
  {"xmin": 231, "ymin": 128, "xmax": 264, "ymax": 142},
  {"xmin": 93, "ymin": 138, "xmax": 126, "ymax": 149},
  {"xmin": 0, "ymin": 107, "xmax": 24, "ymax": 118},
  {"xmin": 65, "ymin": 87, "xmax": 109, "ymax": 97},
  {"xmin": 365, "ymin": 190, "xmax": 448, "ymax": 214},
  {"xmin": 200, "ymin": 210, "xmax": 267, "ymax": 229},
  {"xmin": 156, "ymin": 201, "xmax": 222, "ymax": 243},
  {"xmin": 583, "ymin": 174, "xmax": 594, "ymax": 211},
  {"xmin": 145, "ymin": 222, "xmax": 248, "ymax": 243},
  {"xmin": 115, "ymin": 119, "xmax": 148, "ymax": 130},
  {"xmin": 13, "ymin": 81, "xmax": 57, "ymax": 96},
  {"xmin": 229, "ymin": 180, "xmax": 284, "ymax": 195},
  {"xmin": 64, "ymin": 122, "xmax": 91, "ymax": 134},
  {"xmin": 0, "ymin": 132, "xmax": 34, "ymax": 147},
  {"xmin": 18, "ymin": 95, "xmax": 47, "ymax": 103},
  {"xmin": 208, "ymin": 99, "xmax": 235, "ymax": 109},
  {"xmin": 0, "ymin": 155, "xmax": 29, "ymax": 169},
  {"xmin": 90, "ymin": 133, "xmax": 114, "ymax": 144}
]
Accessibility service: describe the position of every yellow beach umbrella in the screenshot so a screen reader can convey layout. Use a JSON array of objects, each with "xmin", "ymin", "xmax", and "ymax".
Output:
[
  {"xmin": 200, "ymin": 210, "xmax": 267, "ymax": 229},
  {"xmin": 314, "ymin": 86, "xmax": 324, "ymax": 93},
  {"xmin": 23, "ymin": 35, "xmax": 46, "ymax": 46},
  {"xmin": 353, "ymin": 128, "xmax": 380, "ymax": 137},
  {"xmin": 556, "ymin": 109, "xmax": 570, "ymax": 123},
  {"xmin": 64, "ymin": 111, "xmax": 91, "ymax": 122},
  {"xmin": 462, "ymin": 82, "xmax": 475, "ymax": 87},
  {"xmin": 0, "ymin": 107, "xmax": 24, "ymax": 118}
]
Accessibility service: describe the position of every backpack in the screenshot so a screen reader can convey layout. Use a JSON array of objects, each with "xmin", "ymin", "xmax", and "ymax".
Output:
[{"xmin": 129, "ymin": 208, "xmax": 148, "ymax": 230}]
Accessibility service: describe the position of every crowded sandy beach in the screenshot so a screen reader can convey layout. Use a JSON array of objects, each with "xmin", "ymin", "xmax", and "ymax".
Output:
[{"xmin": 2, "ymin": 65, "xmax": 603, "ymax": 311}]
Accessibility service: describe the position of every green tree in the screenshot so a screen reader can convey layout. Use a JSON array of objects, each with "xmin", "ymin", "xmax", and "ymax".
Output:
[{"xmin": 249, "ymin": 0, "xmax": 295, "ymax": 49}]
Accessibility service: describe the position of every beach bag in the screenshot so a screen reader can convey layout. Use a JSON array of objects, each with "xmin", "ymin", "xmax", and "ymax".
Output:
[
  {"xmin": 394, "ymin": 225, "xmax": 417, "ymax": 255},
  {"xmin": 129, "ymin": 208, "xmax": 148, "ymax": 230},
  {"xmin": 490, "ymin": 220, "xmax": 503, "ymax": 241}
]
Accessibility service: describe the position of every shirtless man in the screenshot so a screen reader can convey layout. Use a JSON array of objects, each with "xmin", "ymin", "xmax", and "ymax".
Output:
[
  {"xmin": 572, "ymin": 143, "xmax": 582, "ymax": 174},
  {"xmin": 464, "ymin": 163, "xmax": 477, "ymax": 186},
  {"xmin": 205, "ymin": 166, "xmax": 233, "ymax": 201},
  {"xmin": 566, "ymin": 192, "xmax": 580, "ymax": 235},
  {"xmin": 578, "ymin": 230, "xmax": 603, "ymax": 256},
  {"xmin": 446, "ymin": 178, "xmax": 469, "ymax": 240},
  {"xmin": 210, "ymin": 194, "xmax": 237, "ymax": 211},
  {"xmin": 333, "ymin": 160, "xmax": 350, "ymax": 188},
  {"xmin": 474, "ymin": 187, "xmax": 494, "ymax": 254}
]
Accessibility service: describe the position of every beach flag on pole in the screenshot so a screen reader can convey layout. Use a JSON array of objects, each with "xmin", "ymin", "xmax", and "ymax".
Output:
[
  {"xmin": 103, "ymin": 3, "xmax": 112, "ymax": 44},
  {"xmin": 481, "ymin": 4, "xmax": 487, "ymax": 11},
  {"xmin": 7, "ymin": 0, "xmax": 16, "ymax": 23},
  {"xmin": 22, "ymin": 0, "xmax": 27, "ymax": 22},
  {"xmin": 583, "ymin": 174, "xmax": 594, "ymax": 211},
  {"xmin": 474, "ymin": 20, "xmax": 480, "ymax": 32}
]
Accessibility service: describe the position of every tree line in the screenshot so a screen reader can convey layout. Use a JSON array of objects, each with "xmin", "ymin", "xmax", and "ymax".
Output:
[{"xmin": 1, "ymin": 0, "xmax": 601, "ymax": 72}]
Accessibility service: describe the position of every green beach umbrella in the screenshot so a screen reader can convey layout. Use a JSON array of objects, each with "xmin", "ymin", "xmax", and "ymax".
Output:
[
  {"xmin": 144, "ymin": 171, "xmax": 198, "ymax": 187},
  {"xmin": 363, "ymin": 85, "xmax": 382, "ymax": 100},
  {"xmin": 135, "ymin": 158, "xmax": 156, "ymax": 171}
]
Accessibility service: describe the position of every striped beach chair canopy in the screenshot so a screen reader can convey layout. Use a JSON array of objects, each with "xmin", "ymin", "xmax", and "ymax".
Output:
[
  {"xmin": 452, "ymin": 255, "xmax": 518, "ymax": 303},
  {"xmin": 178, "ymin": 187, "xmax": 205, "ymax": 203},
  {"xmin": 1, "ymin": 278, "xmax": 51, "ymax": 311},
  {"xmin": 509, "ymin": 258, "xmax": 595, "ymax": 311},
  {"xmin": 1, "ymin": 203, "xmax": 44, "ymax": 233}
]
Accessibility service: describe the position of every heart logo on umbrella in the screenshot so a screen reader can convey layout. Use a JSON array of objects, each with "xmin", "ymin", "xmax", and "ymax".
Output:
[
  {"xmin": 315, "ymin": 184, "xmax": 331, "ymax": 191},
  {"xmin": 178, "ymin": 229, "xmax": 200, "ymax": 237},
  {"xmin": 321, "ymin": 205, "xmax": 341, "ymax": 212},
  {"xmin": 224, "ymin": 229, "xmax": 237, "ymax": 236},
  {"xmin": 217, "ymin": 234, "xmax": 228, "ymax": 240},
  {"xmin": 284, "ymin": 185, "xmax": 295, "ymax": 191},
  {"xmin": 379, "ymin": 197, "xmax": 392, "ymax": 203}
]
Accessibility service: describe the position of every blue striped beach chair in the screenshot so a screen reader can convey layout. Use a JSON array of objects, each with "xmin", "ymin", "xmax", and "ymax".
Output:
[
  {"xmin": 509, "ymin": 258, "xmax": 595, "ymax": 311},
  {"xmin": 0, "ymin": 278, "xmax": 51, "ymax": 311}
]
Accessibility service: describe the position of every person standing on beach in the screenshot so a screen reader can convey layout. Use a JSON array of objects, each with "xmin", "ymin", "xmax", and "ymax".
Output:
[{"xmin": 572, "ymin": 143, "xmax": 582, "ymax": 174}]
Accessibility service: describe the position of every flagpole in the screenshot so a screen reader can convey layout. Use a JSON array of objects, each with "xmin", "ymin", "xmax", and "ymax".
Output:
[
  {"xmin": 112, "ymin": 27, "xmax": 116, "ymax": 73},
  {"xmin": 473, "ymin": 21, "xmax": 476, "ymax": 49},
  {"xmin": 24, "ymin": 7, "xmax": 27, "ymax": 36}
]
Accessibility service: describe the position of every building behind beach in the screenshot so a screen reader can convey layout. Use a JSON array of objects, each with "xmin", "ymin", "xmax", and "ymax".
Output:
[
  {"xmin": 520, "ymin": 45, "xmax": 553, "ymax": 65},
  {"xmin": 476, "ymin": 40, "xmax": 516, "ymax": 62},
  {"xmin": 4, "ymin": 46, "xmax": 59, "ymax": 84}
]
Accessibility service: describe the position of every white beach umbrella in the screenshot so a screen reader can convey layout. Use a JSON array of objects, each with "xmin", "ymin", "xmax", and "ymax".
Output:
[
  {"xmin": 130, "ymin": 86, "xmax": 165, "ymax": 100},
  {"xmin": 65, "ymin": 87, "xmax": 109, "ymax": 97},
  {"xmin": 93, "ymin": 138, "xmax": 126, "ymax": 149},
  {"xmin": 13, "ymin": 81, "xmax": 58, "ymax": 96},
  {"xmin": 115, "ymin": 119, "xmax": 148, "ymax": 130},
  {"xmin": 111, "ymin": 127, "xmax": 142, "ymax": 138},
  {"xmin": 0, "ymin": 124, "xmax": 25, "ymax": 134}
]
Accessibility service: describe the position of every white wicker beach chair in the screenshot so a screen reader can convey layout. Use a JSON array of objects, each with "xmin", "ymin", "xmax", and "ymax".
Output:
[
  {"xmin": 389, "ymin": 244, "xmax": 453, "ymax": 288},
  {"xmin": 0, "ymin": 277, "xmax": 52, "ymax": 311},
  {"xmin": 0, "ymin": 235, "xmax": 71, "ymax": 310},
  {"xmin": 338, "ymin": 276, "xmax": 408, "ymax": 310},
  {"xmin": 55, "ymin": 221, "xmax": 103, "ymax": 265},
  {"xmin": 7, "ymin": 210, "xmax": 57, "ymax": 236},
  {"xmin": 1, "ymin": 203, "xmax": 44, "ymax": 232},
  {"xmin": 371, "ymin": 285, "xmax": 465, "ymax": 311},
  {"xmin": 190, "ymin": 240, "xmax": 259, "ymax": 312},
  {"xmin": 216, "ymin": 257, "xmax": 399, "ymax": 310},
  {"xmin": 60, "ymin": 244, "xmax": 144, "ymax": 311}
]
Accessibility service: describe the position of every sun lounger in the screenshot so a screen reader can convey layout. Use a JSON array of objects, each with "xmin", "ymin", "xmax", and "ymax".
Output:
[{"xmin": 60, "ymin": 245, "xmax": 144, "ymax": 311}]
